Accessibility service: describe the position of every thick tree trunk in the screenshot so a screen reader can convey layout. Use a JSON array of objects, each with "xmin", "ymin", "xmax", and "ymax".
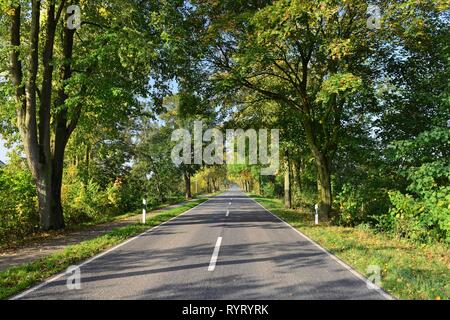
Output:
[
  {"xmin": 284, "ymin": 158, "xmax": 292, "ymax": 209},
  {"xmin": 34, "ymin": 156, "xmax": 64, "ymax": 230},
  {"xmin": 184, "ymin": 172, "xmax": 192, "ymax": 199},
  {"xmin": 303, "ymin": 118, "xmax": 333, "ymax": 220},
  {"xmin": 315, "ymin": 153, "xmax": 332, "ymax": 220},
  {"xmin": 50, "ymin": 118, "xmax": 68, "ymax": 229},
  {"xmin": 38, "ymin": 180, "xmax": 64, "ymax": 230},
  {"xmin": 9, "ymin": 2, "xmax": 80, "ymax": 231}
]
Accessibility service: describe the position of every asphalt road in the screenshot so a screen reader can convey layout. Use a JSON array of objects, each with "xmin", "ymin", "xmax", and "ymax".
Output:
[{"xmin": 13, "ymin": 189, "xmax": 391, "ymax": 300}]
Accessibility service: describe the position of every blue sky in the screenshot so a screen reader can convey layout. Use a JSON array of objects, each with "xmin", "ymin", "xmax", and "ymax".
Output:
[{"xmin": 0, "ymin": 138, "xmax": 8, "ymax": 163}]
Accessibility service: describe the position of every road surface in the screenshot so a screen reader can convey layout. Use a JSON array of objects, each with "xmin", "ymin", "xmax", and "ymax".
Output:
[{"xmin": 13, "ymin": 189, "xmax": 390, "ymax": 300}]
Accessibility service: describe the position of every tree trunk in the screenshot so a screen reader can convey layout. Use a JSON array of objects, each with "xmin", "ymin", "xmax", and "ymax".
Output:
[
  {"xmin": 315, "ymin": 153, "xmax": 332, "ymax": 220},
  {"xmin": 284, "ymin": 158, "xmax": 292, "ymax": 209},
  {"xmin": 258, "ymin": 173, "xmax": 262, "ymax": 195},
  {"xmin": 303, "ymin": 118, "xmax": 333, "ymax": 220},
  {"xmin": 293, "ymin": 160, "xmax": 302, "ymax": 194},
  {"xmin": 9, "ymin": 2, "xmax": 81, "ymax": 231},
  {"xmin": 184, "ymin": 172, "xmax": 192, "ymax": 199},
  {"xmin": 34, "ymin": 150, "xmax": 64, "ymax": 230},
  {"xmin": 85, "ymin": 143, "xmax": 91, "ymax": 184}
]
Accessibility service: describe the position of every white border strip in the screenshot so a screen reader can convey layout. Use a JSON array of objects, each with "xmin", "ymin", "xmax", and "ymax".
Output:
[
  {"xmin": 249, "ymin": 196, "xmax": 395, "ymax": 300},
  {"xmin": 10, "ymin": 196, "xmax": 216, "ymax": 300}
]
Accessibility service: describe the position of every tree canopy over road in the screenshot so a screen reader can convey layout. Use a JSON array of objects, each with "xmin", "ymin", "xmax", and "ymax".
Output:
[{"xmin": 0, "ymin": 0, "xmax": 448, "ymax": 247}]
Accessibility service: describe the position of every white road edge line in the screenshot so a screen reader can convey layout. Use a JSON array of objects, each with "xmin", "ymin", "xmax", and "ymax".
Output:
[
  {"xmin": 10, "ymin": 196, "xmax": 218, "ymax": 300},
  {"xmin": 208, "ymin": 236, "xmax": 223, "ymax": 271},
  {"xmin": 249, "ymin": 196, "xmax": 395, "ymax": 300}
]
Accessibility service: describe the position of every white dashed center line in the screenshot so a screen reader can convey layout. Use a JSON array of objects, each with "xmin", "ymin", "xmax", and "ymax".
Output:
[{"xmin": 208, "ymin": 237, "xmax": 223, "ymax": 271}]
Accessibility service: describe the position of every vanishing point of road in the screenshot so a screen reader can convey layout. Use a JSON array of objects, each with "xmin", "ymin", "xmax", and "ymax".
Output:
[{"xmin": 13, "ymin": 189, "xmax": 391, "ymax": 300}]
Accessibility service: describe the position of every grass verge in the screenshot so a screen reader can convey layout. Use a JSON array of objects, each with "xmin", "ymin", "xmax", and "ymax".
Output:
[
  {"xmin": 0, "ymin": 198, "xmax": 207, "ymax": 300},
  {"xmin": 251, "ymin": 195, "xmax": 449, "ymax": 300},
  {"xmin": 0, "ymin": 196, "xmax": 190, "ymax": 251}
]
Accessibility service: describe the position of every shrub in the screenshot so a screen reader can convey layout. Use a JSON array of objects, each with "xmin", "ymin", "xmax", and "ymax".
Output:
[
  {"xmin": 334, "ymin": 183, "xmax": 390, "ymax": 227},
  {"xmin": 0, "ymin": 157, "xmax": 39, "ymax": 244},
  {"xmin": 61, "ymin": 165, "xmax": 122, "ymax": 224},
  {"xmin": 262, "ymin": 181, "xmax": 276, "ymax": 198},
  {"xmin": 378, "ymin": 161, "xmax": 450, "ymax": 244}
]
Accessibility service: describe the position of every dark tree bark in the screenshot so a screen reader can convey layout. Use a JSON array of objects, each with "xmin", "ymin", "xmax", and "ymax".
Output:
[
  {"xmin": 284, "ymin": 155, "xmax": 292, "ymax": 209},
  {"xmin": 184, "ymin": 172, "xmax": 192, "ymax": 199},
  {"xmin": 303, "ymin": 118, "xmax": 333, "ymax": 219},
  {"xmin": 295, "ymin": 159, "xmax": 303, "ymax": 193}
]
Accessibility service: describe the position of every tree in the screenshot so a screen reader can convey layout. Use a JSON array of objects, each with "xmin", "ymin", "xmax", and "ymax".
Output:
[
  {"xmin": 135, "ymin": 121, "xmax": 181, "ymax": 204},
  {"xmin": 1, "ymin": 1, "xmax": 164, "ymax": 229},
  {"xmin": 196, "ymin": 0, "xmax": 379, "ymax": 218}
]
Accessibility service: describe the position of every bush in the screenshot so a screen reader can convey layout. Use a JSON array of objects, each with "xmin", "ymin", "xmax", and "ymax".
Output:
[
  {"xmin": 334, "ymin": 183, "xmax": 390, "ymax": 227},
  {"xmin": 62, "ymin": 165, "xmax": 124, "ymax": 224},
  {"xmin": 261, "ymin": 181, "xmax": 276, "ymax": 198},
  {"xmin": 383, "ymin": 178, "xmax": 450, "ymax": 243},
  {"xmin": 374, "ymin": 160, "xmax": 450, "ymax": 244},
  {"xmin": 0, "ymin": 157, "xmax": 39, "ymax": 244},
  {"xmin": 378, "ymin": 128, "xmax": 450, "ymax": 243},
  {"xmin": 385, "ymin": 191, "xmax": 431, "ymax": 242}
]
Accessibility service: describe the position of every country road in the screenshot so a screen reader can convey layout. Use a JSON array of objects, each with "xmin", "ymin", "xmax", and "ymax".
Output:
[{"xmin": 13, "ymin": 189, "xmax": 391, "ymax": 300}]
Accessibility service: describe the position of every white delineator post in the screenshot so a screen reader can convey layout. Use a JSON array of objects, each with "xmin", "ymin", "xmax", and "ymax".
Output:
[
  {"xmin": 142, "ymin": 198, "xmax": 147, "ymax": 224},
  {"xmin": 314, "ymin": 204, "xmax": 319, "ymax": 225}
]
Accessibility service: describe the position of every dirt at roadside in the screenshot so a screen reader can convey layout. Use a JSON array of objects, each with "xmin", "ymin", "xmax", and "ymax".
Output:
[{"xmin": 0, "ymin": 199, "xmax": 198, "ymax": 272}]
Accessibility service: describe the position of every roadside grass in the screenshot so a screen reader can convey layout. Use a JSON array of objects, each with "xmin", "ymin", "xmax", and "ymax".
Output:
[
  {"xmin": 0, "ymin": 198, "xmax": 207, "ymax": 300},
  {"xmin": 251, "ymin": 195, "xmax": 449, "ymax": 300},
  {"xmin": 0, "ymin": 195, "xmax": 190, "ymax": 252}
]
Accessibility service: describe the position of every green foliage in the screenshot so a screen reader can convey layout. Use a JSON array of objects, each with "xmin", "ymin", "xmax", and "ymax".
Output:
[
  {"xmin": 334, "ymin": 184, "xmax": 368, "ymax": 227},
  {"xmin": 375, "ymin": 126, "xmax": 450, "ymax": 243},
  {"xmin": 0, "ymin": 155, "xmax": 39, "ymax": 243},
  {"xmin": 261, "ymin": 181, "xmax": 276, "ymax": 198},
  {"xmin": 334, "ymin": 180, "xmax": 391, "ymax": 228},
  {"xmin": 384, "ymin": 168, "xmax": 450, "ymax": 244},
  {"xmin": 385, "ymin": 191, "xmax": 432, "ymax": 243},
  {"xmin": 61, "ymin": 164, "xmax": 135, "ymax": 225}
]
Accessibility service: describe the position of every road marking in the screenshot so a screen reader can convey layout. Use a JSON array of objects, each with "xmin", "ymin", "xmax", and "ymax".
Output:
[
  {"xmin": 10, "ymin": 196, "xmax": 219, "ymax": 300},
  {"xmin": 248, "ymin": 196, "xmax": 394, "ymax": 300},
  {"xmin": 226, "ymin": 210, "xmax": 229, "ymax": 217},
  {"xmin": 208, "ymin": 237, "xmax": 223, "ymax": 271}
]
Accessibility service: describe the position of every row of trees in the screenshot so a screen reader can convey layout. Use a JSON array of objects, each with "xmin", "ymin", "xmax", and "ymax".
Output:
[
  {"xmin": 186, "ymin": 0, "xmax": 449, "ymax": 243},
  {"xmin": 0, "ymin": 1, "xmax": 448, "ymax": 245},
  {"xmin": 0, "ymin": 0, "xmax": 224, "ymax": 241}
]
